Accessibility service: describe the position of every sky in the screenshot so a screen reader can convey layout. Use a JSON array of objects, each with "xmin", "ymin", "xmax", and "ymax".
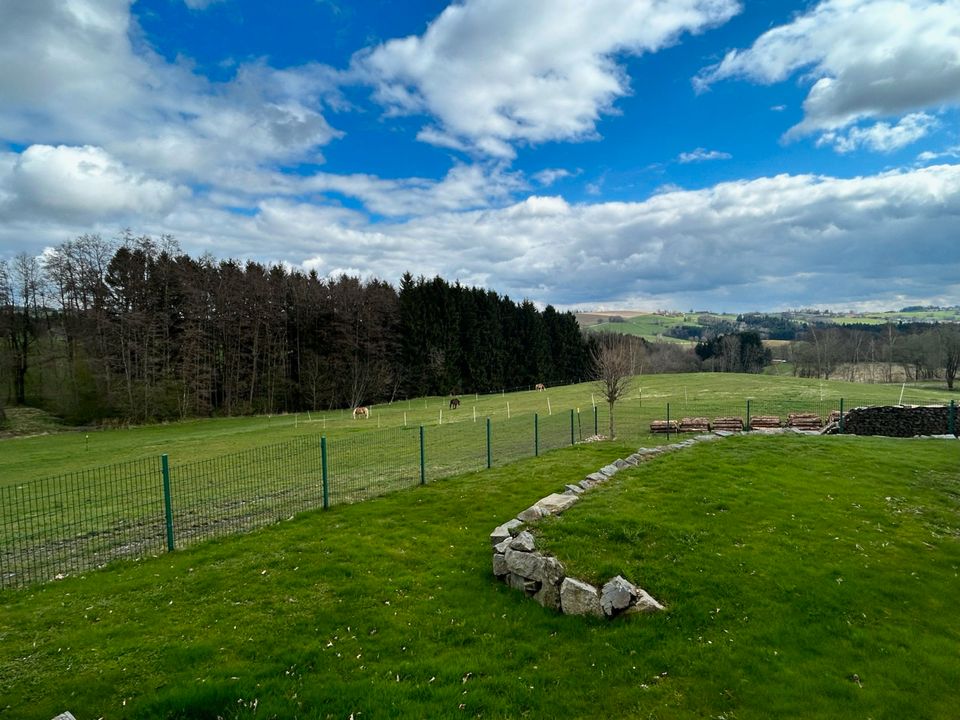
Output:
[{"xmin": 1, "ymin": 0, "xmax": 959, "ymax": 313}]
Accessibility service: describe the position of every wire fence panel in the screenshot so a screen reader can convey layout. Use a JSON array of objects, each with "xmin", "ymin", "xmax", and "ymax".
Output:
[
  {"xmin": 538, "ymin": 411, "xmax": 575, "ymax": 454},
  {"xmin": 424, "ymin": 420, "xmax": 487, "ymax": 481},
  {"xmin": 167, "ymin": 435, "xmax": 323, "ymax": 549},
  {"xmin": 0, "ymin": 458, "xmax": 164, "ymax": 589},
  {"xmin": 327, "ymin": 427, "xmax": 420, "ymax": 506},
  {"xmin": 489, "ymin": 413, "xmax": 537, "ymax": 468}
]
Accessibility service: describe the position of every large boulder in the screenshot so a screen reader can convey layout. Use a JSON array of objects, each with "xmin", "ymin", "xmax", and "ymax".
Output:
[
  {"xmin": 505, "ymin": 548, "xmax": 545, "ymax": 579},
  {"xmin": 600, "ymin": 575, "xmax": 637, "ymax": 616}
]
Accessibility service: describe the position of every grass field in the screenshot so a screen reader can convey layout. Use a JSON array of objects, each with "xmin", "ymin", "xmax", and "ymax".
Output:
[
  {"xmin": 1, "ymin": 434, "xmax": 957, "ymax": 718},
  {"xmin": 576, "ymin": 311, "xmax": 718, "ymax": 343},
  {"xmin": 1, "ymin": 373, "xmax": 955, "ymax": 485}
]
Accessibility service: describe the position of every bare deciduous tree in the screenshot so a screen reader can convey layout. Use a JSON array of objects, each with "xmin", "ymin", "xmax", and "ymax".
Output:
[{"xmin": 592, "ymin": 334, "xmax": 634, "ymax": 439}]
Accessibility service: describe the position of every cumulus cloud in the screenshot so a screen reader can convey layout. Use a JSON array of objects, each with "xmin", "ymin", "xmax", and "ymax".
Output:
[
  {"xmin": 0, "ymin": 145, "xmax": 187, "ymax": 222},
  {"xmin": 819, "ymin": 113, "xmax": 939, "ymax": 153},
  {"xmin": 677, "ymin": 148, "xmax": 732, "ymax": 163},
  {"xmin": 532, "ymin": 168, "xmax": 575, "ymax": 187},
  {"xmin": 696, "ymin": 0, "xmax": 960, "ymax": 149},
  {"xmin": 0, "ymin": 0, "xmax": 342, "ymax": 178},
  {"xmin": 355, "ymin": 0, "xmax": 741, "ymax": 157}
]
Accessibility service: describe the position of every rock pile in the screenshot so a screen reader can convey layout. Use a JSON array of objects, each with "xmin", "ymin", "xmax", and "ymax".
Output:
[{"xmin": 843, "ymin": 405, "xmax": 956, "ymax": 438}]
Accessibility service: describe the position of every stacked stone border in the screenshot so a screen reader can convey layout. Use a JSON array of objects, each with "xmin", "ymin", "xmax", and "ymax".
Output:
[
  {"xmin": 491, "ymin": 423, "xmax": 958, "ymax": 619},
  {"xmin": 490, "ymin": 432, "xmax": 734, "ymax": 619}
]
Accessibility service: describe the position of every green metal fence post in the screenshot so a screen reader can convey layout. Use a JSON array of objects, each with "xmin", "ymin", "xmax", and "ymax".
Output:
[
  {"xmin": 321, "ymin": 435, "xmax": 329, "ymax": 509},
  {"xmin": 746, "ymin": 399, "xmax": 751, "ymax": 431},
  {"xmin": 486, "ymin": 417, "xmax": 492, "ymax": 469},
  {"xmin": 839, "ymin": 399, "xmax": 845, "ymax": 434},
  {"xmin": 949, "ymin": 400, "xmax": 956, "ymax": 437},
  {"xmin": 419, "ymin": 425, "xmax": 426, "ymax": 485},
  {"xmin": 535, "ymin": 413, "xmax": 539, "ymax": 457},
  {"xmin": 666, "ymin": 403, "xmax": 671, "ymax": 440},
  {"xmin": 161, "ymin": 454, "xmax": 175, "ymax": 552},
  {"xmin": 593, "ymin": 405, "xmax": 598, "ymax": 436},
  {"xmin": 570, "ymin": 408, "xmax": 575, "ymax": 445}
]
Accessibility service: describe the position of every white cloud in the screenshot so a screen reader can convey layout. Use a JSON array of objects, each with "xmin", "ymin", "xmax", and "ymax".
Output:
[
  {"xmin": 0, "ymin": 145, "xmax": 187, "ymax": 222},
  {"xmin": 696, "ymin": 0, "xmax": 960, "ymax": 149},
  {"xmin": 533, "ymin": 168, "xmax": 575, "ymax": 187},
  {"xmin": 8, "ymin": 162, "xmax": 957, "ymax": 312},
  {"xmin": 184, "ymin": 0, "xmax": 225, "ymax": 8},
  {"xmin": 918, "ymin": 145, "xmax": 960, "ymax": 162},
  {"xmin": 819, "ymin": 113, "xmax": 938, "ymax": 153},
  {"xmin": 355, "ymin": 0, "xmax": 741, "ymax": 157},
  {"xmin": 678, "ymin": 148, "xmax": 732, "ymax": 163},
  {"xmin": 0, "ymin": 0, "xmax": 343, "ymax": 178}
]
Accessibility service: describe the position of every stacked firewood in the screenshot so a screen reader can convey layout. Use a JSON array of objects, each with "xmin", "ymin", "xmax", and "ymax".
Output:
[
  {"xmin": 649, "ymin": 420, "xmax": 680, "ymax": 434},
  {"xmin": 678, "ymin": 417, "xmax": 710, "ymax": 433},
  {"xmin": 787, "ymin": 412, "xmax": 822, "ymax": 430},
  {"xmin": 749, "ymin": 415, "xmax": 782, "ymax": 429},
  {"xmin": 711, "ymin": 416, "xmax": 744, "ymax": 432}
]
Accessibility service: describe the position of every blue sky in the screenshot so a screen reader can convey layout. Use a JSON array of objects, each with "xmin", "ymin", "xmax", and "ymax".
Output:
[{"xmin": 1, "ymin": 0, "xmax": 959, "ymax": 312}]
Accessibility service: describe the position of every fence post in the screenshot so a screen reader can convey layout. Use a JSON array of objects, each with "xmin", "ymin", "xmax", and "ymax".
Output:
[
  {"xmin": 666, "ymin": 403, "xmax": 671, "ymax": 440},
  {"xmin": 839, "ymin": 399, "xmax": 845, "ymax": 434},
  {"xmin": 746, "ymin": 399, "xmax": 751, "ymax": 431},
  {"xmin": 486, "ymin": 417, "xmax": 492, "ymax": 469},
  {"xmin": 161, "ymin": 454, "xmax": 175, "ymax": 552},
  {"xmin": 419, "ymin": 425, "xmax": 426, "ymax": 485},
  {"xmin": 570, "ymin": 409, "xmax": 575, "ymax": 445},
  {"xmin": 321, "ymin": 435, "xmax": 329, "ymax": 509},
  {"xmin": 950, "ymin": 400, "xmax": 956, "ymax": 437},
  {"xmin": 593, "ymin": 405, "xmax": 598, "ymax": 437},
  {"xmin": 535, "ymin": 413, "xmax": 539, "ymax": 457}
]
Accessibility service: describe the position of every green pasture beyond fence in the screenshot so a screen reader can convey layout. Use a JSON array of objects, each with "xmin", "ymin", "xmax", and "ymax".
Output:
[{"xmin": 2, "ymin": 397, "xmax": 956, "ymax": 589}]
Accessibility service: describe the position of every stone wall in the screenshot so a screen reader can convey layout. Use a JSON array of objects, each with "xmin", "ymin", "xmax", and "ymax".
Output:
[
  {"xmin": 843, "ymin": 405, "xmax": 956, "ymax": 438},
  {"xmin": 490, "ymin": 434, "xmax": 726, "ymax": 619}
]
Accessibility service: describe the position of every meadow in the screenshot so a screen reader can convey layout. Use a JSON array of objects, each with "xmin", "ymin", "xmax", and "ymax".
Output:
[
  {"xmin": 1, "ymin": 372, "xmax": 953, "ymax": 484},
  {"xmin": 1, "ymin": 433, "xmax": 957, "ymax": 719}
]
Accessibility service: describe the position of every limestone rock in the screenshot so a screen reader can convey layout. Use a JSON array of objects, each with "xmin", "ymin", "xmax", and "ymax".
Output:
[
  {"xmin": 537, "ymin": 555, "xmax": 565, "ymax": 586},
  {"xmin": 625, "ymin": 588, "xmax": 665, "ymax": 614},
  {"xmin": 613, "ymin": 458, "xmax": 631, "ymax": 470},
  {"xmin": 535, "ymin": 493, "xmax": 578, "ymax": 516},
  {"xmin": 505, "ymin": 547, "xmax": 544, "ymax": 579},
  {"xmin": 560, "ymin": 577, "xmax": 603, "ymax": 617},
  {"xmin": 533, "ymin": 582, "xmax": 562, "ymax": 610},
  {"xmin": 517, "ymin": 504, "xmax": 544, "ymax": 523},
  {"xmin": 599, "ymin": 464, "xmax": 619, "ymax": 477},
  {"xmin": 51, "ymin": 714, "xmax": 76, "ymax": 720},
  {"xmin": 494, "ymin": 537, "xmax": 513, "ymax": 554},
  {"xmin": 492, "ymin": 552, "xmax": 508, "ymax": 577},
  {"xmin": 564, "ymin": 484, "xmax": 584, "ymax": 495},
  {"xmin": 490, "ymin": 519, "xmax": 522, "ymax": 546},
  {"xmin": 509, "ymin": 531, "xmax": 536, "ymax": 552},
  {"xmin": 506, "ymin": 573, "xmax": 538, "ymax": 595},
  {"xmin": 600, "ymin": 575, "xmax": 637, "ymax": 616}
]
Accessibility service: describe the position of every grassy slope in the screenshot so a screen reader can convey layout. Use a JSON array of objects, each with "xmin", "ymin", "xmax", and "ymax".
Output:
[
  {"xmin": 1, "ymin": 436, "xmax": 957, "ymax": 719},
  {"xmin": 1, "ymin": 373, "xmax": 955, "ymax": 485}
]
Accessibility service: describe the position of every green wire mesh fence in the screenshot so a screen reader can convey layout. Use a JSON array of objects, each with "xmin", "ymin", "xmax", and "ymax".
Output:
[{"xmin": 3, "ymin": 397, "xmax": 954, "ymax": 588}]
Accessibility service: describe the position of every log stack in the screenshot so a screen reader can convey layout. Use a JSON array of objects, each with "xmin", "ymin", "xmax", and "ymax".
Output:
[
  {"xmin": 843, "ymin": 405, "xmax": 952, "ymax": 437},
  {"xmin": 678, "ymin": 417, "xmax": 710, "ymax": 433},
  {"xmin": 749, "ymin": 415, "xmax": 782, "ymax": 429},
  {"xmin": 787, "ymin": 412, "xmax": 822, "ymax": 430},
  {"xmin": 650, "ymin": 420, "xmax": 680, "ymax": 434},
  {"xmin": 712, "ymin": 416, "xmax": 744, "ymax": 432}
]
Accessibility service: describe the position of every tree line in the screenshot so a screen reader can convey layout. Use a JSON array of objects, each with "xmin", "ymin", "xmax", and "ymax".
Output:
[{"xmin": 0, "ymin": 233, "xmax": 594, "ymax": 424}]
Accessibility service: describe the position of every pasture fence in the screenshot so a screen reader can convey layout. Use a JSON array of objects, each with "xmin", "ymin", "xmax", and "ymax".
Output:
[{"xmin": 2, "ymin": 397, "xmax": 955, "ymax": 589}]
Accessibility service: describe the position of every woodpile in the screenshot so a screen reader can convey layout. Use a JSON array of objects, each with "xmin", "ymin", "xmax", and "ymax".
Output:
[
  {"xmin": 712, "ymin": 416, "xmax": 744, "ymax": 432},
  {"xmin": 826, "ymin": 410, "xmax": 843, "ymax": 424},
  {"xmin": 787, "ymin": 412, "xmax": 822, "ymax": 430},
  {"xmin": 749, "ymin": 415, "xmax": 781, "ymax": 429},
  {"xmin": 678, "ymin": 417, "xmax": 710, "ymax": 433},
  {"xmin": 843, "ymin": 405, "xmax": 953, "ymax": 437},
  {"xmin": 650, "ymin": 420, "xmax": 679, "ymax": 434}
]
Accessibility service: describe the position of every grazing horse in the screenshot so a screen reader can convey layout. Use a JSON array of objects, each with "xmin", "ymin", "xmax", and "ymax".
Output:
[
  {"xmin": 535, "ymin": 383, "xmax": 546, "ymax": 392},
  {"xmin": 352, "ymin": 406, "xmax": 369, "ymax": 419},
  {"xmin": 449, "ymin": 397, "xmax": 461, "ymax": 409}
]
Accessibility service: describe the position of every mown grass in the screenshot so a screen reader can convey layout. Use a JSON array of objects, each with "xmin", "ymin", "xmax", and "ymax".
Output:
[
  {"xmin": 1, "ymin": 373, "xmax": 955, "ymax": 485},
  {"xmin": 1, "ymin": 435, "xmax": 958, "ymax": 719}
]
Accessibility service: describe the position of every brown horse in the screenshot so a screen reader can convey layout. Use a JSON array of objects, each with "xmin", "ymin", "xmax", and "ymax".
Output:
[
  {"xmin": 352, "ymin": 406, "xmax": 369, "ymax": 419},
  {"xmin": 449, "ymin": 397, "xmax": 461, "ymax": 409},
  {"xmin": 535, "ymin": 383, "xmax": 546, "ymax": 392}
]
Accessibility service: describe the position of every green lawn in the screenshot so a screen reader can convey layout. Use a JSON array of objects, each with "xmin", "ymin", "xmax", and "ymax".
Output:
[{"xmin": 1, "ymin": 435, "xmax": 957, "ymax": 718}]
